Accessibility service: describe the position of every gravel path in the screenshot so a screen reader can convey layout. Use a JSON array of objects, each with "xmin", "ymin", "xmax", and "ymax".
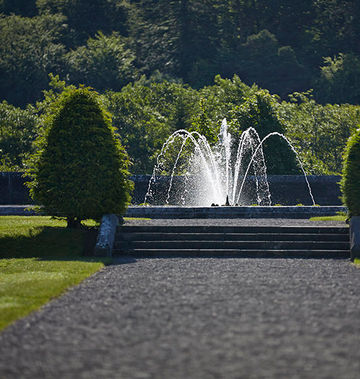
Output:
[
  {"xmin": 123, "ymin": 218, "xmax": 347, "ymax": 227},
  {"xmin": 0, "ymin": 257, "xmax": 359, "ymax": 379}
]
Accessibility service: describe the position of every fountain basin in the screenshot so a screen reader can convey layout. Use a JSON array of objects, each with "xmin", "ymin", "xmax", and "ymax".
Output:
[
  {"xmin": 0, "ymin": 204, "xmax": 346, "ymax": 219},
  {"xmin": 132, "ymin": 175, "xmax": 342, "ymax": 206},
  {"xmin": 125, "ymin": 205, "xmax": 346, "ymax": 219}
]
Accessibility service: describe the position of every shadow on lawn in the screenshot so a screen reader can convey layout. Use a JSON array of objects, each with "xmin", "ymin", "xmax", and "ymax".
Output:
[{"xmin": 0, "ymin": 226, "xmax": 107, "ymax": 262}]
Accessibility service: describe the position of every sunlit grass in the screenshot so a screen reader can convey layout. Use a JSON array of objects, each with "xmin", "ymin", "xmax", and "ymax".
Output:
[
  {"xmin": 0, "ymin": 258, "xmax": 103, "ymax": 331},
  {"xmin": 0, "ymin": 216, "xmax": 105, "ymax": 331},
  {"xmin": 309, "ymin": 215, "xmax": 347, "ymax": 222}
]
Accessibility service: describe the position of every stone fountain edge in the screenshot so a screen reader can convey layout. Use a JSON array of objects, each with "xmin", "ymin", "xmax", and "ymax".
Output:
[{"xmin": 125, "ymin": 205, "xmax": 347, "ymax": 219}]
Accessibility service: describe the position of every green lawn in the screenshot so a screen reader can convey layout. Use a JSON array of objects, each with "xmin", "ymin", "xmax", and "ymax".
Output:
[
  {"xmin": 0, "ymin": 216, "xmax": 105, "ymax": 331},
  {"xmin": 309, "ymin": 215, "xmax": 347, "ymax": 222}
]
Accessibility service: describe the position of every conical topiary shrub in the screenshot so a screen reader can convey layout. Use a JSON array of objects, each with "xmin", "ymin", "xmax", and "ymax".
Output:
[
  {"xmin": 340, "ymin": 128, "xmax": 360, "ymax": 218},
  {"xmin": 28, "ymin": 88, "xmax": 133, "ymax": 227}
]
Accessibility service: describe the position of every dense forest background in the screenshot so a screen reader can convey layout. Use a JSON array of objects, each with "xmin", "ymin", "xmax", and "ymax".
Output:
[{"xmin": 1, "ymin": 0, "xmax": 360, "ymax": 175}]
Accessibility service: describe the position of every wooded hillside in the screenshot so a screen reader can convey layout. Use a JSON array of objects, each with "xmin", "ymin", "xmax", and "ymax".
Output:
[
  {"xmin": 1, "ymin": 1, "xmax": 360, "ymax": 176},
  {"xmin": 1, "ymin": 0, "xmax": 360, "ymax": 106}
]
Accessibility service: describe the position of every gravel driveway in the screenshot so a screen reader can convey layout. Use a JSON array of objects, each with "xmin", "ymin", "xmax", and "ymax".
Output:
[{"xmin": 0, "ymin": 257, "xmax": 359, "ymax": 379}]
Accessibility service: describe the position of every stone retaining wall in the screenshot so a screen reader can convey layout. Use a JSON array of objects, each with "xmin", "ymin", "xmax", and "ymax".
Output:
[
  {"xmin": 0, "ymin": 172, "xmax": 32, "ymax": 204},
  {"xmin": 131, "ymin": 175, "xmax": 342, "ymax": 206},
  {"xmin": 0, "ymin": 173, "xmax": 342, "ymax": 205}
]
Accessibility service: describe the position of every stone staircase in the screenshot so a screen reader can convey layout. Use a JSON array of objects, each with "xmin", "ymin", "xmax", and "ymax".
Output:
[{"xmin": 113, "ymin": 225, "xmax": 350, "ymax": 259}]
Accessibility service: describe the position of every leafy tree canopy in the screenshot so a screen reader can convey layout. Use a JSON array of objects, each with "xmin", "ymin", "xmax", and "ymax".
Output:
[
  {"xmin": 0, "ymin": 101, "xmax": 38, "ymax": 170},
  {"xmin": 314, "ymin": 53, "xmax": 360, "ymax": 104},
  {"xmin": 1, "ymin": 1, "xmax": 360, "ymax": 104},
  {"xmin": 0, "ymin": 13, "xmax": 66, "ymax": 107},
  {"xmin": 65, "ymin": 32, "xmax": 138, "ymax": 92}
]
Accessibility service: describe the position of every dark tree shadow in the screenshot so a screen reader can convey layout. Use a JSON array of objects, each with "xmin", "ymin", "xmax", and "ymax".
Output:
[{"xmin": 0, "ymin": 226, "xmax": 103, "ymax": 262}]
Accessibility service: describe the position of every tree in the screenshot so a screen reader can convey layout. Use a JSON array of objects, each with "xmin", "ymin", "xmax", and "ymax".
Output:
[
  {"xmin": 231, "ymin": 90, "xmax": 300, "ymax": 174},
  {"xmin": 0, "ymin": 14, "xmax": 66, "ymax": 106},
  {"xmin": 105, "ymin": 79, "xmax": 198, "ymax": 174},
  {"xmin": 65, "ymin": 32, "xmax": 138, "ymax": 92},
  {"xmin": 28, "ymin": 88, "xmax": 133, "ymax": 227},
  {"xmin": 228, "ymin": 29, "xmax": 310, "ymax": 98},
  {"xmin": 0, "ymin": 101, "xmax": 38, "ymax": 170},
  {"xmin": 36, "ymin": 0, "xmax": 131, "ymax": 47},
  {"xmin": 197, "ymin": 75, "xmax": 258, "ymax": 135},
  {"xmin": 314, "ymin": 53, "xmax": 360, "ymax": 104},
  {"xmin": 129, "ymin": 0, "xmax": 224, "ymax": 85},
  {"xmin": 279, "ymin": 91, "xmax": 359, "ymax": 174},
  {"xmin": 340, "ymin": 128, "xmax": 360, "ymax": 217},
  {"xmin": 309, "ymin": 0, "xmax": 360, "ymax": 58},
  {"xmin": 127, "ymin": 0, "xmax": 180, "ymax": 77},
  {"xmin": 0, "ymin": 0, "xmax": 37, "ymax": 16},
  {"xmin": 190, "ymin": 98, "xmax": 216, "ymax": 144}
]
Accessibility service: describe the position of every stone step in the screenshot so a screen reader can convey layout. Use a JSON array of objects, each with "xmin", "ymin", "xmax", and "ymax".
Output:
[
  {"xmin": 116, "ymin": 240, "xmax": 349, "ymax": 251},
  {"xmin": 117, "ymin": 232, "xmax": 349, "ymax": 242},
  {"xmin": 113, "ymin": 249, "xmax": 349, "ymax": 259},
  {"xmin": 118, "ymin": 225, "xmax": 348, "ymax": 235},
  {"xmin": 115, "ymin": 223, "xmax": 349, "ymax": 259}
]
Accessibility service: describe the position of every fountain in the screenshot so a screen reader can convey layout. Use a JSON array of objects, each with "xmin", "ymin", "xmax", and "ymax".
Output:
[{"xmin": 144, "ymin": 119, "xmax": 315, "ymax": 206}]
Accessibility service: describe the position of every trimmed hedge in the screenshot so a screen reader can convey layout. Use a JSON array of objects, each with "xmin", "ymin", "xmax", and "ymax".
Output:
[
  {"xmin": 28, "ymin": 88, "xmax": 133, "ymax": 227},
  {"xmin": 340, "ymin": 128, "xmax": 360, "ymax": 217}
]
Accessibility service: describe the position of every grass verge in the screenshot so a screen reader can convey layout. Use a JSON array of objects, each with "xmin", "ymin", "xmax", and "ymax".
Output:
[
  {"xmin": 0, "ymin": 216, "xmax": 105, "ymax": 331},
  {"xmin": 309, "ymin": 215, "xmax": 347, "ymax": 222}
]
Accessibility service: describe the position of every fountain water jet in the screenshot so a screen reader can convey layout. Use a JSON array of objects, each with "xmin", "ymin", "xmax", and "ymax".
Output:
[
  {"xmin": 235, "ymin": 132, "xmax": 315, "ymax": 206},
  {"xmin": 144, "ymin": 119, "xmax": 314, "ymax": 206},
  {"xmin": 231, "ymin": 127, "xmax": 271, "ymax": 206}
]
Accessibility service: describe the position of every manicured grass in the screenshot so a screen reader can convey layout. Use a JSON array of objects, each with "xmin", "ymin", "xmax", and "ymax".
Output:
[
  {"xmin": 309, "ymin": 215, "xmax": 347, "ymax": 222},
  {"xmin": 0, "ymin": 216, "xmax": 105, "ymax": 331},
  {"xmin": 0, "ymin": 258, "xmax": 103, "ymax": 331},
  {"xmin": 0, "ymin": 216, "xmax": 100, "ymax": 259}
]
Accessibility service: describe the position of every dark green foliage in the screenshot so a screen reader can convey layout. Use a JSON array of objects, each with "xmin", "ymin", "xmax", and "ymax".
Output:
[
  {"xmin": 0, "ymin": 0, "xmax": 37, "ymax": 16},
  {"xmin": 231, "ymin": 91, "xmax": 301, "ymax": 174},
  {"xmin": 0, "ymin": 101, "xmax": 38, "ymax": 170},
  {"xmin": 28, "ymin": 88, "xmax": 132, "ymax": 226},
  {"xmin": 2, "ymin": 73, "xmax": 360, "ymax": 176},
  {"xmin": 2, "ymin": 1, "xmax": 360, "ymax": 104},
  {"xmin": 222, "ymin": 30, "xmax": 311, "ymax": 98},
  {"xmin": 36, "ymin": 0, "xmax": 130, "ymax": 47},
  {"xmin": 105, "ymin": 80, "xmax": 199, "ymax": 174},
  {"xmin": 340, "ymin": 128, "xmax": 360, "ymax": 217},
  {"xmin": 0, "ymin": 14, "xmax": 66, "ymax": 107},
  {"xmin": 280, "ymin": 91, "xmax": 359, "ymax": 174},
  {"xmin": 190, "ymin": 98, "xmax": 217, "ymax": 145},
  {"xmin": 65, "ymin": 32, "xmax": 138, "ymax": 92},
  {"xmin": 309, "ymin": 0, "xmax": 360, "ymax": 58},
  {"xmin": 314, "ymin": 54, "xmax": 360, "ymax": 104},
  {"xmin": 196, "ymin": 75, "xmax": 258, "ymax": 136}
]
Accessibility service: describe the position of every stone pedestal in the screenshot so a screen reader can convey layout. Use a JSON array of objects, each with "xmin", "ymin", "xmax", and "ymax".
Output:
[
  {"xmin": 94, "ymin": 214, "xmax": 119, "ymax": 257},
  {"xmin": 349, "ymin": 216, "xmax": 360, "ymax": 261}
]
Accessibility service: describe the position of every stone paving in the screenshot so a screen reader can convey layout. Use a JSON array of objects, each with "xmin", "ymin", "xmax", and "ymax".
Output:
[{"xmin": 0, "ymin": 255, "xmax": 359, "ymax": 379}]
